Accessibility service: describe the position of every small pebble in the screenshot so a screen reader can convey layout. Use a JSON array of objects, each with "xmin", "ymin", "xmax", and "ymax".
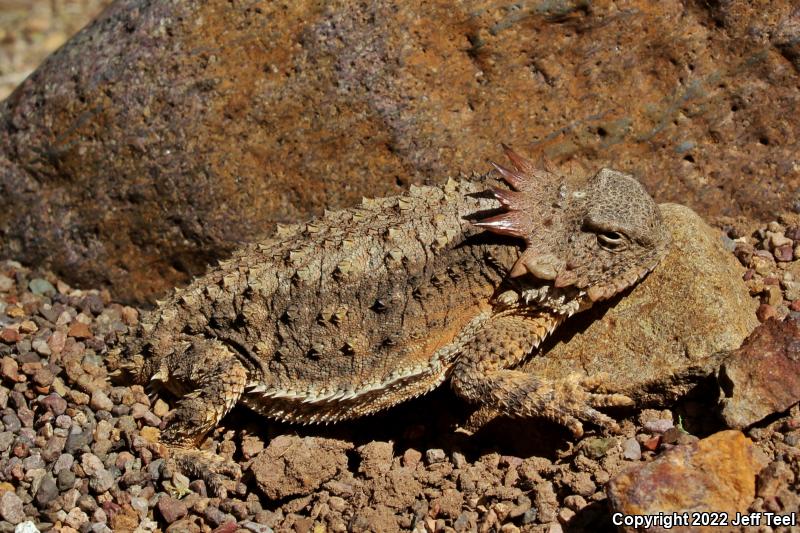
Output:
[
  {"xmin": 775, "ymin": 244, "xmax": 794, "ymax": 262},
  {"xmin": 425, "ymin": 449, "xmax": 447, "ymax": 464},
  {"xmin": 28, "ymin": 279, "xmax": 55, "ymax": 296},
  {"xmin": 31, "ymin": 340, "xmax": 50, "ymax": 357},
  {"xmin": 622, "ymin": 438, "xmax": 642, "ymax": 460},
  {"xmin": 39, "ymin": 394, "xmax": 67, "ymax": 416},
  {"xmin": 57, "ymin": 469, "xmax": 76, "ymax": 491},
  {"xmin": 0, "ymin": 433, "xmax": 13, "ymax": 453},
  {"xmin": 52, "ymin": 454, "xmax": 74, "ymax": 474},
  {"xmin": 89, "ymin": 391, "xmax": 113, "ymax": 412},
  {"xmin": 0, "ymin": 329, "xmax": 19, "ymax": 344},
  {"xmin": 1, "ymin": 357, "xmax": 21, "ymax": 382},
  {"xmin": 157, "ymin": 495, "xmax": 188, "ymax": 524},
  {"xmin": 152, "ymin": 398, "xmax": 169, "ymax": 417},
  {"xmin": 14, "ymin": 521, "xmax": 40, "ymax": 533},
  {"xmin": 642, "ymin": 419, "xmax": 673, "ymax": 433},
  {"xmin": 0, "ymin": 275, "xmax": 14, "ymax": 292},
  {"xmin": 403, "ymin": 448, "xmax": 422, "ymax": 468},
  {"xmin": 204, "ymin": 506, "xmax": 236, "ymax": 527},
  {"xmin": 757, "ymin": 303, "xmax": 779, "ymax": 322},
  {"xmin": 240, "ymin": 521, "xmax": 274, "ymax": 533},
  {"xmin": 64, "ymin": 508, "xmax": 89, "ymax": 529},
  {"xmin": 642, "ymin": 436, "xmax": 661, "ymax": 451},
  {"xmin": 18, "ymin": 321, "xmax": 37, "ymax": 334},
  {"xmin": 661, "ymin": 427, "xmax": 686, "ymax": 445},
  {"xmin": 582, "ymin": 437, "xmax": 615, "ymax": 459},
  {"xmin": 34, "ymin": 473, "xmax": 58, "ymax": 507},
  {"xmin": 67, "ymin": 322, "xmax": 92, "ymax": 339},
  {"xmin": 0, "ymin": 491, "xmax": 25, "ymax": 524}
]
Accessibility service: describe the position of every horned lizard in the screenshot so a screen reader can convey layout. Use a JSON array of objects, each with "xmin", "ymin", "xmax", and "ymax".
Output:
[{"xmin": 112, "ymin": 147, "xmax": 670, "ymax": 493}]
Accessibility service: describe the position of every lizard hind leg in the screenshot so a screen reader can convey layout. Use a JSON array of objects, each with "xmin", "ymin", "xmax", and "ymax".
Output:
[
  {"xmin": 449, "ymin": 313, "xmax": 633, "ymax": 437},
  {"xmin": 158, "ymin": 338, "xmax": 248, "ymax": 496}
]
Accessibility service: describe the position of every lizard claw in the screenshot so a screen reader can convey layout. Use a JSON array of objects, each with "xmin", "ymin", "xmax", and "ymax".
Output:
[{"xmin": 544, "ymin": 373, "xmax": 633, "ymax": 437}]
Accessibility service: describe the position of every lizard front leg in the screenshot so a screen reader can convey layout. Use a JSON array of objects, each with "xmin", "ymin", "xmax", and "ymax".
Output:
[
  {"xmin": 157, "ymin": 338, "xmax": 247, "ymax": 496},
  {"xmin": 450, "ymin": 312, "xmax": 633, "ymax": 437}
]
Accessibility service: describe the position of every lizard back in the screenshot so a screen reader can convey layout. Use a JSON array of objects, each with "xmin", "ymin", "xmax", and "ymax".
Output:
[{"xmin": 138, "ymin": 179, "xmax": 520, "ymax": 421}]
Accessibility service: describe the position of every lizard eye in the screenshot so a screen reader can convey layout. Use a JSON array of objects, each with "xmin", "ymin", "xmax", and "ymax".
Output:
[{"xmin": 597, "ymin": 231, "xmax": 627, "ymax": 251}]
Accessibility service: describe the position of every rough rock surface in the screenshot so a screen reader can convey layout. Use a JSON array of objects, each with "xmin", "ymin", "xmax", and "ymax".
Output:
[
  {"xmin": 250, "ymin": 435, "xmax": 352, "ymax": 500},
  {"xmin": 719, "ymin": 317, "xmax": 800, "ymax": 428},
  {"xmin": 607, "ymin": 430, "xmax": 766, "ymax": 533},
  {"xmin": 518, "ymin": 203, "xmax": 759, "ymax": 405},
  {"xmin": 2, "ymin": 0, "xmax": 800, "ymax": 302}
]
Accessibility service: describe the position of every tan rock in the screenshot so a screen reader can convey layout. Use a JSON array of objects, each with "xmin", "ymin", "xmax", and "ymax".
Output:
[
  {"xmin": 249, "ymin": 435, "xmax": 352, "ymax": 500},
  {"xmin": 139, "ymin": 426, "xmax": 160, "ymax": 445},
  {"xmin": 66, "ymin": 321, "xmax": 92, "ymax": 339}
]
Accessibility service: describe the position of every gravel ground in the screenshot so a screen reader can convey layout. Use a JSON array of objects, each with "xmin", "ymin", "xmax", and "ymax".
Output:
[
  {"xmin": 0, "ymin": 0, "xmax": 111, "ymax": 99},
  {"xmin": 0, "ymin": 219, "xmax": 798, "ymax": 532}
]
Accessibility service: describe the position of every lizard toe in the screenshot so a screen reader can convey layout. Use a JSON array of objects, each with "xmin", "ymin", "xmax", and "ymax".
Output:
[
  {"xmin": 586, "ymin": 391, "xmax": 634, "ymax": 408},
  {"xmin": 170, "ymin": 448, "xmax": 242, "ymax": 498}
]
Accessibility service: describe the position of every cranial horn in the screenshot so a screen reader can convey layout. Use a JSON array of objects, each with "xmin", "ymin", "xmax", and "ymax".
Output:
[
  {"xmin": 501, "ymin": 144, "xmax": 536, "ymax": 174},
  {"xmin": 490, "ymin": 162, "xmax": 526, "ymax": 190}
]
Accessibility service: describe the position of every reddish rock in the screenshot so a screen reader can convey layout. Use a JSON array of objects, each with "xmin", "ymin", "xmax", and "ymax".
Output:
[
  {"xmin": 47, "ymin": 330, "xmax": 66, "ymax": 354},
  {"xmin": 1, "ymin": 1, "xmax": 799, "ymax": 303},
  {"xmin": 641, "ymin": 436, "xmax": 661, "ymax": 452},
  {"xmin": 775, "ymin": 244, "xmax": 794, "ymax": 262},
  {"xmin": 0, "ymin": 328, "xmax": 19, "ymax": 343},
  {"xmin": 157, "ymin": 495, "xmax": 188, "ymax": 524},
  {"xmin": 107, "ymin": 502, "xmax": 140, "ymax": 532},
  {"xmin": 756, "ymin": 303, "xmax": 779, "ymax": 322},
  {"xmin": 719, "ymin": 318, "xmax": 800, "ymax": 428},
  {"xmin": 607, "ymin": 430, "xmax": 764, "ymax": 532},
  {"xmin": 402, "ymin": 448, "xmax": 422, "ymax": 469}
]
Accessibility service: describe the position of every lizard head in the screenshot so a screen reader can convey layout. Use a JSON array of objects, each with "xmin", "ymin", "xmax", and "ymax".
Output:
[{"xmin": 475, "ymin": 146, "xmax": 670, "ymax": 308}]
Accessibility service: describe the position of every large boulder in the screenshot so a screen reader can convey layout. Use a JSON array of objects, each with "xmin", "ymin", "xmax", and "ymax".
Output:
[{"xmin": 1, "ymin": 1, "xmax": 799, "ymax": 302}]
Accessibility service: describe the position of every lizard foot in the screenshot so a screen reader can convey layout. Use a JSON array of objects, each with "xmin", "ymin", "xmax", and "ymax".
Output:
[
  {"xmin": 540, "ymin": 372, "xmax": 633, "ymax": 438},
  {"xmin": 168, "ymin": 447, "xmax": 242, "ymax": 498}
]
